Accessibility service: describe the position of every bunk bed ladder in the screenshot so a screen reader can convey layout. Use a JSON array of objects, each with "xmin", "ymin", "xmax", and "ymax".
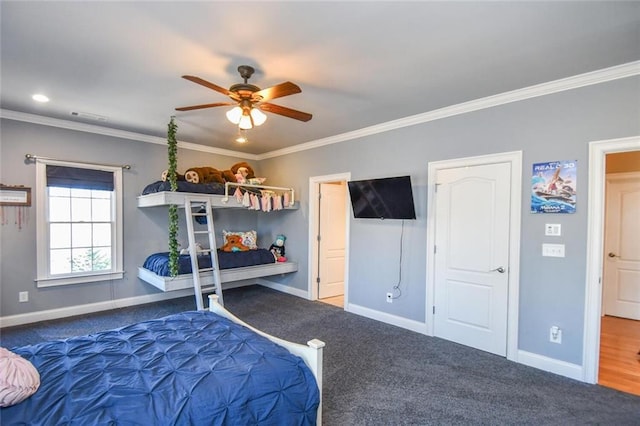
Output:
[{"xmin": 184, "ymin": 196, "xmax": 224, "ymax": 310}]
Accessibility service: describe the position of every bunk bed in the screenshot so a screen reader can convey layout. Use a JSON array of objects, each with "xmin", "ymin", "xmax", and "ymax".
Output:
[
  {"xmin": 1, "ymin": 294, "xmax": 324, "ymax": 425},
  {"xmin": 137, "ymin": 181, "xmax": 299, "ymax": 293}
]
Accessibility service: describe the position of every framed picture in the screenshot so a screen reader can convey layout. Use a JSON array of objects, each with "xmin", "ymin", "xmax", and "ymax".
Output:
[
  {"xmin": 0, "ymin": 185, "xmax": 32, "ymax": 206},
  {"xmin": 531, "ymin": 160, "xmax": 577, "ymax": 213}
]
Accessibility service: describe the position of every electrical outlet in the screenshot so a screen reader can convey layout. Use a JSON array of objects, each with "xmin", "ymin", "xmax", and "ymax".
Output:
[
  {"xmin": 19, "ymin": 291, "xmax": 29, "ymax": 303},
  {"xmin": 542, "ymin": 243, "xmax": 565, "ymax": 257},
  {"xmin": 386, "ymin": 293, "xmax": 393, "ymax": 303},
  {"xmin": 550, "ymin": 326, "xmax": 562, "ymax": 344}
]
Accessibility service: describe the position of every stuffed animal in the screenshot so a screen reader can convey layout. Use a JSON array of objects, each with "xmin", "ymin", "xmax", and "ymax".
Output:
[
  {"xmin": 161, "ymin": 170, "xmax": 186, "ymax": 182},
  {"xmin": 184, "ymin": 167, "xmax": 225, "ymax": 184},
  {"xmin": 221, "ymin": 235, "xmax": 249, "ymax": 252},
  {"xmin": 180, "ymin": 242, "xmax": 205, "ymax": 255},
  {"xmin": 269, "ymin": 234, "xmax": 287, "ymax": 262},
  {"xmin": 222, "ymin": 162, "xmax": 256, "ymax": 183}
]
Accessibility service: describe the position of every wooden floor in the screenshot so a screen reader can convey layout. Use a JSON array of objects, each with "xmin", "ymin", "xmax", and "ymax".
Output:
[
  {"xmin": 319, "ymin": 295, "xmax": 344, "ymax": 308},
  {"xmin": 598, "ymin": 315, "xmax": 640, "ymax": 396}
]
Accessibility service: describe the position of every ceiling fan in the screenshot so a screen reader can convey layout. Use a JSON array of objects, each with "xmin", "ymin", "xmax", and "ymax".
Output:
[{"xmin": 175, "ymin": 65, "xmax": 312, "ymax": 130}]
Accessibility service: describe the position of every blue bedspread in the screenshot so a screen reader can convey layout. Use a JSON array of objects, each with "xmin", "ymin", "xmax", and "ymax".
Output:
[
  {"xmin": 2, "ymin": 311, "xmax": 319, "ymax": 425},
  {"xmin": 143, "ymin": 249, "xmax": 276, "ymax": 277},
  {"xmin": 142, "ymin": 180, "xmax": 225, "ymax": 195}
]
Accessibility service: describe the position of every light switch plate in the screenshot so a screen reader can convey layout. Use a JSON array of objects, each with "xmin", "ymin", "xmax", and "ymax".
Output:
[
  {"xmin": 542, "ymin": 243, "xmax": 565, "ymax": 257},
  {"xmin": 545, "ymin": 224, "xmax": 561, "ymax": 236}
]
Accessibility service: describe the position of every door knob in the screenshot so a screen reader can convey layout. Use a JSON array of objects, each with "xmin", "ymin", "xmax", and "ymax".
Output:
[
  {"xmin": 490, "ymin": 267, "xmax": 505, "ymax": 273},
  {"xmin": 608, "ymin": 252, "xmax": 618, "ymax": 258}
]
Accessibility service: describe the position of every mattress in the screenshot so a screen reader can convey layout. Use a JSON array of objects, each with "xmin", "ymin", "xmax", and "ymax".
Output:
[
  {"xmin": 143, "ymin": 249, "xmax": 276, "ymax": 277},
  {"xmin": 142, "ymin": 180, "xmax": 225, "ymax": 195},
  {"xmin": 1, "ymin": 311, "xmax": 319, "ymax": 425}
]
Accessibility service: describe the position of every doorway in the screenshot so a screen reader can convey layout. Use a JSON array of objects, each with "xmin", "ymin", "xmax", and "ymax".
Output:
[
  {"xmin": 597, "ymin": 149, "xmax": 640, "ymax": 395},
  {"xmin": 426, "ymin": 151, "xmax": 522, "ymax": 360},
  {"xmin": 308, "ymin": 173, "xmax": 351, "ymax": 308},
  {"xmin": 584, "ymin": 136, "xmax": 640, "ymax": 389}
]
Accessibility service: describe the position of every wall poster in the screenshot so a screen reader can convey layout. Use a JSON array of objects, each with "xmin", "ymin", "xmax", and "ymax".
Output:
[{"xmin": 531, "ymin": 160, "xmax": 577, "ymax": 213}]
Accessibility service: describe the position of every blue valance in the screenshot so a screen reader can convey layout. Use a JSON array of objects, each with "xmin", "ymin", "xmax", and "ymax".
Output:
[{"xmin": 46, "ymin": 165, "xmax": 114, "ymax": 191}]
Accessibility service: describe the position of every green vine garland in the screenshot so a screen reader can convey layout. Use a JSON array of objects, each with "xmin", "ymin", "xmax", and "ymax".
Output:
[{"xmin": 167, "ymin": 117, "xmax": 179, "ymax": 277}]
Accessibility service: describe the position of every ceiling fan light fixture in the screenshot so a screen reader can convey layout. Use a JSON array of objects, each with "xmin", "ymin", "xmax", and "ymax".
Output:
[
  {"xmin": 238, "ymin": 113, "xmax": 253, "ymax": 130},
  {"xmin": 250, "ymin": 108, "xmax": 267, "ymax": 126},
  {"xmin": 235, "ymin": 129, "xmax": 248, "ymax": 144},
  {"xmin": 226, "ymin": 106, "xmax": 243, "ymax": 124}
]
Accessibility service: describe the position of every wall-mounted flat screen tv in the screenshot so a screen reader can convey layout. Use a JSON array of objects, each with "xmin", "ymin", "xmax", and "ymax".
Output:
[{"xmin": 347, "ymin": 175, "xmax": 416, "ymax": 220}]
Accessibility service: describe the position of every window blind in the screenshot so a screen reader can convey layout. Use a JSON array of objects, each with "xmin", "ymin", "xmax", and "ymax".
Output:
[{"xmin": 46, "ymin": 165, "xmax": 114, "ymax": 191}]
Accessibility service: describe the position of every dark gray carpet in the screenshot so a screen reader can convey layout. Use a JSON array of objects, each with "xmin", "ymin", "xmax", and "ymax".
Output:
[{"xmin": 2, "ymin": 285, "xmax": 639, "ymax": 425}]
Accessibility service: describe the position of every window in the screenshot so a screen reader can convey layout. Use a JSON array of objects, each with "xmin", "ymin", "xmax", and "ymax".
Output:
[{"xmin": 36, "ymin": 160, "xmax": 123, "ymax": 287}]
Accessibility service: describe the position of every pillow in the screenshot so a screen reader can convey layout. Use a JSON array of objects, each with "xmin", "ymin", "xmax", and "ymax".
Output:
[
  {"xmin": 223, "ymin": 230, "xmax": 258, "ymax": 250},
  {"xmin": 0, "ymin": 347, "xmax": 40, "ymax": 407}
]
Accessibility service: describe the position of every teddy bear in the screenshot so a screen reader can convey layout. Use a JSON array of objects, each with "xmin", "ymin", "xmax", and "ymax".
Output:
[
  {"xmin": 183, "ymin": 166, "xmax": 225, "ymax": 184},
  {"xmin": 269, "ymin": 234, "xmax": 287, "ymax": 262},
  {"xmin": 221, "ymin": 234, "xmax": 249, "ymax": 252}
]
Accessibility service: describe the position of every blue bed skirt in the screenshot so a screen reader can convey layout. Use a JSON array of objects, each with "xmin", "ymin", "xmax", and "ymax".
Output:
[
  {"xmin": 1, "ymin": 311, "xmax": 319, "ymax": 425},
  {"xmin": 143, "ymin": 249, "xmax": 276, "ymax": 277}
]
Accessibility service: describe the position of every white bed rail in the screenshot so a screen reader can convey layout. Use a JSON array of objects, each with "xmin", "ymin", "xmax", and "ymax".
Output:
[
  {"xmin": 208, "ymin": 294, "xmax": 324, "ymax": 424},
  {"xmin": 222, "ymin": 182, "xmax": 295, "ymax": 206}
]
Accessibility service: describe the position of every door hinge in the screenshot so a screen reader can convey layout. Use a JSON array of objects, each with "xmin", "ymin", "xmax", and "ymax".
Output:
[
  {"xmin": 434, "ymin": 245, "xmax": 437, "ymax": 254},
  {"xmin": 433, "ymin": 306, "xmax": 436, "ymax": 314},
  {"xmin": 317, "ymin": 235, "xmax": 321, "ymax": 242},
  {"xmin": 316, "ymin": 277, "xmax": 320, "ymax": 284}
]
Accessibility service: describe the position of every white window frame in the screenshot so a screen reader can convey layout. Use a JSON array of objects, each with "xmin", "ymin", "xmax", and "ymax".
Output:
[{"xmin": 35, "ymin": 159, "xmax": 124, "ymax": 287}]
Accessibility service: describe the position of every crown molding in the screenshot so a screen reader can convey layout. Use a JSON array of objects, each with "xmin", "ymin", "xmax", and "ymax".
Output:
[
  {"xmin": 0, "ymin": 109, "xmax": 258, "ymax": 160},
  {"xmin": 257, "ymin": 60, "xmax": 640, "ymax": 160},
  {"xmin": 2, "ymin": 61, "xmax": 638, "ymax": 161}
]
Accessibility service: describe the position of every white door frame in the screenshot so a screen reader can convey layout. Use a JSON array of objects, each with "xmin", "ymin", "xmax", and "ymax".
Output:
[
  {"xmin": 583, "ymin": 135, "xmax": 640, "ymax": 383},
  {"xmin": 308, "ymin": 173, "xmax": 351, "ymax": 305},
  {"xmin": 426, "ymin": 151, "xmax": 522, "ymax": 361}
]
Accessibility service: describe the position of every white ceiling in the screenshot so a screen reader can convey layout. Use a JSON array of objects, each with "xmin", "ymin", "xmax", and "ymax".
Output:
[{"xmin": 1, "ymin": 1, "xmax": 639, "ymax": 155}]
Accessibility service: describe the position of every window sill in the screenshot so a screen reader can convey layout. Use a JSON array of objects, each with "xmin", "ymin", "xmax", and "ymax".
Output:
[{"xmin": 36, "ymin": 271, "xmax": 124, "ymax": 288}]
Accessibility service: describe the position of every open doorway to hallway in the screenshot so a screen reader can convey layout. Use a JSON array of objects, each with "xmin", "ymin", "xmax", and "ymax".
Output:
[
  {"xmin": 308, "ymin": 173, "xmax": 351, "ymax": 309},
  {"xmin": 598, "ymin": 150, "xmax": 640, "ymax": 396}
]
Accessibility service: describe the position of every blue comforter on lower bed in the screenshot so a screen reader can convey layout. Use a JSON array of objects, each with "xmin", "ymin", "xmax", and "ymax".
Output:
[
  {"xmin": 143, "ymin": 249, "xmax": 276, "ymax": 277},
  {"xmin": 2, "ymin": 311, "xmax": 319, "ymax": 425}
]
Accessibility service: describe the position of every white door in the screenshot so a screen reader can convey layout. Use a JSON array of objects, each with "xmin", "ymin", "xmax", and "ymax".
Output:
[
  {"xmin": 433, "ymin": 162, "xmax": 511, "ymax": 356},
  {"xmin": 603, "ymin": 174, "xmax": 640, "ymax": 320},
  {"xmin": 318, "ymin": 182, "xmax": 346, "ymax": 299}
]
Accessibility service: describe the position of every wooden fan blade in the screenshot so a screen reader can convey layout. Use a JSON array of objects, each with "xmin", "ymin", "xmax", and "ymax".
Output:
[
  {"xmin": 175, "ymin": 102, "xmax": 234, "ymax": 112},
  {"xmin": 259, "ymin": 102, "xmax": 312, "ymax": 122},
  {"xmin": 182, "ymin": 75, "xmax": 233, "ymax": 97},
  {"xmin": 253, "ymin": 82, "xmax": 301, "ymax": 102}
]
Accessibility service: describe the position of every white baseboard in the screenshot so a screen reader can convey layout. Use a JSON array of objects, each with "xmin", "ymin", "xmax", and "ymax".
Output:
[
  {"xmin": 345, "ymin": 303, "xmax": 585, "ymax": 383},
  {"xmin": 1, "ymin": 282, "xmax": 587, "ymax": 386},
  {"xmin": 256, "ymin": 278, "xmax": 310, "ymax": 299},
  {"xmin": 517, "ymin": 350, "xmax": 584, "ymax": 382},
  {"xmin": 346, "ymin": 302, "xmax": 429, "ymax": 335},
  {"xmin": 0, "ymin": 281, "xmax": 253, "ymax": 328}
]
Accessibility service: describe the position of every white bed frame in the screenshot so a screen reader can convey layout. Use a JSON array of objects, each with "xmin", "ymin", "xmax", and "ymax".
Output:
[
  {"xmin": 137, "ymin": 183, "xmax": 299, "ymax": 292},
  {"xmin": 137, "ymin": 182, "xmax": 297, "ymax": 208},
  {"xmin": 208, "ymin": 294, "xmax": 324, "ymax": 424},
  {"xmin": 137, "ymin": 262, "xmax": 298, "ymax": 292}
]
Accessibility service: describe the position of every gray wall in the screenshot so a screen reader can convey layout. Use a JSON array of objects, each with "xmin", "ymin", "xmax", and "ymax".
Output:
[
  {"xmin": 0, "ymin": 119, "xmax": 264, "ymax": 316},
  {"xmin": 1, "ymin": 76, "xmax": 638, "ymax": 367},
  {"xmin": 259, "ymin": 76, "xmax": 640, "ymax": 365}
]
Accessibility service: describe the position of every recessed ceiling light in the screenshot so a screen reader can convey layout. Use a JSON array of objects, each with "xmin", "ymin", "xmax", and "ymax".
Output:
[{"xmin": 32, "ymin": 94, "xmax": 50, "ymax": 103}]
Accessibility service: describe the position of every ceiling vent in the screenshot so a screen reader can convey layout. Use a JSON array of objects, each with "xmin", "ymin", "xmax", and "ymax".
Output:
[{"xmin": 70, "ymin": 111, "xmax": 108, "ymax": 122}]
